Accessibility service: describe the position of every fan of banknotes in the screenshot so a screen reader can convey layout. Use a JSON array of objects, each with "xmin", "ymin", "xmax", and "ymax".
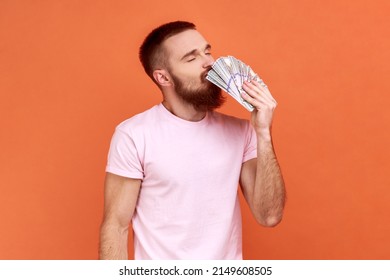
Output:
[{"xmin": 206, "ymin": 56, "xmax": 266, "ymax": 112}]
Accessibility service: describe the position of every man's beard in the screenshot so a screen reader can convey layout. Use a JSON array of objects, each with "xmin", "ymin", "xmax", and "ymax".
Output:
[{"xmin": 171, "ymin": 72, "xmax": 225, "ymax": 112}]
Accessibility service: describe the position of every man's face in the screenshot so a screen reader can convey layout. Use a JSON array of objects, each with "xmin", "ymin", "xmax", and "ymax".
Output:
[{"xmin": 162, "ymin": 29, "xmax": 225, "ymax": 111}]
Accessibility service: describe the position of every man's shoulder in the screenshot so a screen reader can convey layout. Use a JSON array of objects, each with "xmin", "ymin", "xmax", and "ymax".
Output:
[
  {"xmin": 210, "ymin": 110, "xmax": 250, "ymax": 127},
  {"xmin": 116, "ymin": 104, "xmax": 160, "ymax": 133}
]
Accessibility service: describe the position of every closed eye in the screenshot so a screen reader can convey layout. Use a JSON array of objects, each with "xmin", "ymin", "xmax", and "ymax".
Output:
[
  {"xmin": 205, "ymin": 44, "xmax": 212, "ymax": 55},
  {"xmin": 181, "ymin": 44, "xmax": 212, "ymax": 62}
]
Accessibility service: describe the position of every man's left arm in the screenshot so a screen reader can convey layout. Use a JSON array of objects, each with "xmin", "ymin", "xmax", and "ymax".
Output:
[{"xmin": 239, "ymin": 80, "xmax": 286, "ymax": 227}]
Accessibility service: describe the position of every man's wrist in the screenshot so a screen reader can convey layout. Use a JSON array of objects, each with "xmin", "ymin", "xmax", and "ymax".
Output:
[{"xmin": 256, "ymin": 128, "xmax": 272, "ymax": 143}]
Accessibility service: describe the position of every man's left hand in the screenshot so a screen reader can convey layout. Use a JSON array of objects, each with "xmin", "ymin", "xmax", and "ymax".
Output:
[{"xmin": 241, "ymin": 80, "xmax": 277, "ymax": 140}]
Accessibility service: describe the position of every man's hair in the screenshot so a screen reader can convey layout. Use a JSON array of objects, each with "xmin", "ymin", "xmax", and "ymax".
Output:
[{"xmin": 139, "ymin": 21, "xmax": 196, "ymax": 81}]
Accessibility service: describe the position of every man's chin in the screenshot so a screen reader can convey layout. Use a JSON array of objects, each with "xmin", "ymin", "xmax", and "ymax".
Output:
[{"xmin": 173, "ymin": 77, "xmax": 225, "ymax": 111}]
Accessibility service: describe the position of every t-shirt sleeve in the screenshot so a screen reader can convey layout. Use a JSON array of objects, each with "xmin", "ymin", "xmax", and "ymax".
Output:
[
  {"xmin": 243, "ymin": 122, "xmax": 257, "ymax": 163},
  {"xmin": 105, "ymin": 128, "xmax": 144, "ymax": 179}
]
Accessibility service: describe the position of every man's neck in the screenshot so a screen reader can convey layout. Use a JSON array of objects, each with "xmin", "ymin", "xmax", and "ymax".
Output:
[{"xmin": 162, "ymin": 100, "xmax": 207, "ymax": 122}]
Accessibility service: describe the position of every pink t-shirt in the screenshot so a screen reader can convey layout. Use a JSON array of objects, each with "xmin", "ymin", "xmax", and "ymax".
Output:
[{"xmin": 106, "ymin": 103, "xmax": 257, "ymax": 259}]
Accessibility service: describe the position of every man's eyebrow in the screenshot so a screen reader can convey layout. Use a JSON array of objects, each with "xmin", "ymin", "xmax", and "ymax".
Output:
[{"xmin": 180, "ymin": 44, "xmax": 212, "ymax": 61}]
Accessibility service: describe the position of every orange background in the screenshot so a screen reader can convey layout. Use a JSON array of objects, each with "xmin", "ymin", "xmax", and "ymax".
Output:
[{"xmin": 1, "ymin": 0, "xmax": 389, "ymax": 259}]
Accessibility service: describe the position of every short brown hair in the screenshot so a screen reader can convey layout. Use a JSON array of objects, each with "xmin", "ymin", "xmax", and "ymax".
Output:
[{"xmin": 139, "ymin": 21, "xmax": 196, "ymax": 80}]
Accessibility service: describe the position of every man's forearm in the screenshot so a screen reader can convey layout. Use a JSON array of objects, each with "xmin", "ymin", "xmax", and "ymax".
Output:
[
  {"xmin": 99, "ymin": 221, "xmax": 129, "ymax": 260},
  {"xmin": 253, "ymin": 133, "xmax": 286, "ymax": 227}
]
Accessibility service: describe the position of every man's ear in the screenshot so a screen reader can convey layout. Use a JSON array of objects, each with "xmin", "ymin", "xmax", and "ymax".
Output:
[{"xmin": 153, "ymin": 70, "xmax": 172, "ymax": 87}]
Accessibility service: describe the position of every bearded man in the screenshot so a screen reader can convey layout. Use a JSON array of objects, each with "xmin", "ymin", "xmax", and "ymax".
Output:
[{"xmin": 99, "ymin": 21, "xmax": 286, "ymax": 260}]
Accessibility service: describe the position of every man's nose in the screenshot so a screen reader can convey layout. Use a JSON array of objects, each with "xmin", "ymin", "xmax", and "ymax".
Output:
[{"xmin": 203, "ymin": 54, "xmax": 215, "ymax": 68}]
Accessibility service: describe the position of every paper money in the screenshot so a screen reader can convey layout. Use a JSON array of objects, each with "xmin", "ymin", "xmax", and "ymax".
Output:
[{"xmin": 206, "ymin": 56, "xmax": 265, "ymax": 112}]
